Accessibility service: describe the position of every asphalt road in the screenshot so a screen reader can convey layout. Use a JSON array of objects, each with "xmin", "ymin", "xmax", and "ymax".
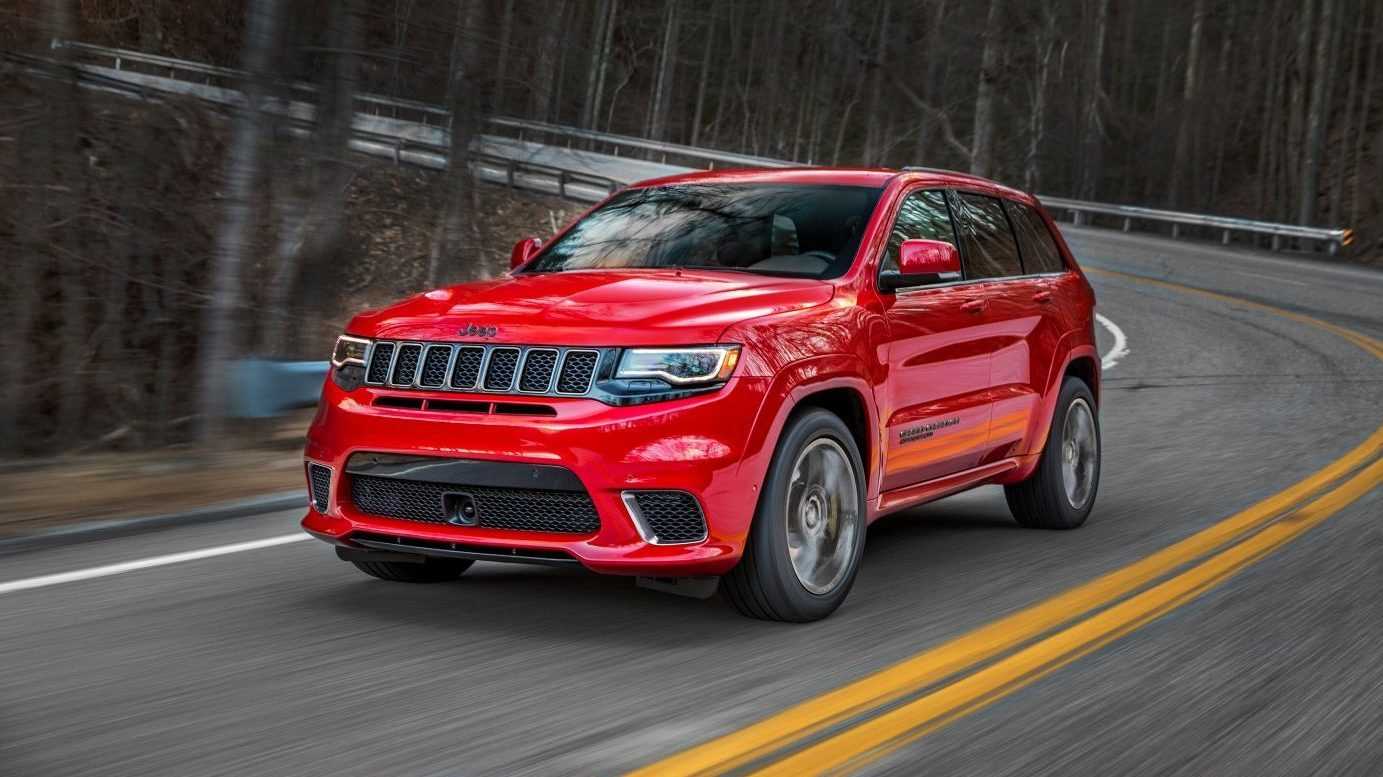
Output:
[{"xmin": 2, "ymin": 229, "xmax": 1381, "ymax": 777}]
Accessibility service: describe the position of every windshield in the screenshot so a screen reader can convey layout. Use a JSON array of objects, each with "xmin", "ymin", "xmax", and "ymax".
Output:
[{"xmin": 523, "ymin": 183, "xmax": 884, "ymax": 279}]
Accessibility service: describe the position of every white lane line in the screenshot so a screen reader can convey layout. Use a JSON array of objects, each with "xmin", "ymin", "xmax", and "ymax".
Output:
[
  {"xmin": 1096, "ymin": 313, "xmax": 1129, "ymax": 371},
  {"xmin": 0, "ymin": 533, "xmax": 312, "ymax": 596}
]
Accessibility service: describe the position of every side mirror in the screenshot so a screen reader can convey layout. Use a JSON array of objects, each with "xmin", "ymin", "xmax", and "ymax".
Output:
[
  {"xmin": 510, "ymin": 237, "xmax": 542, "ymax": 270},
  {"xmin": 879, "ymin": 239, "xmax": 962, "ymax": 292}
]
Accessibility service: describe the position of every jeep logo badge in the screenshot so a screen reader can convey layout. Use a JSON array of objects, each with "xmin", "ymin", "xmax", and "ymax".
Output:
[{"xmin": 459, "ymin": 323, "xmax": 498, "ymax": 338}]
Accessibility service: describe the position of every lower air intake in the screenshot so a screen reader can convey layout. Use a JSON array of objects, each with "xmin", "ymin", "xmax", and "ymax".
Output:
[
  {"xmin": 626, "ymin": 491, "xmax": 707, "ymax": 544},
  {"xmin": 307, "ymin": 463, "xmax": 332, "ymax": 512},
  {"xmin": 350, "ymin": 475, "xmax": 600, "ymax": 535}
]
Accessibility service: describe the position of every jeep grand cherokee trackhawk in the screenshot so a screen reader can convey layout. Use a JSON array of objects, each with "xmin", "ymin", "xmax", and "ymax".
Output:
[{"xmin": 303, "ymin": 167, "xmax": 1101, "ymax": 622}]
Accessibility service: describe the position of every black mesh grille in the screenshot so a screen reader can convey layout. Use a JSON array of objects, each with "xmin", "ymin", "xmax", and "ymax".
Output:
[
  {"xmin": 484, "ymin": 348, "xmax": 520, "ymax": 390},
  {"xmin": 632, "ymin": 491, "xmax": 707, "ymax": 543},
  {"xmin": 450, "ymin": 346, "xmax": 484, "ymax": 388},
  {"xmin": 419, "ymin": 345, "xmax": 452, "ymax": 387},
  {"xmin": 366, "ymin": 342, "xmax": 395, "ymax": 384},
  {"xmin": 391, "ymin": 344, "xmax": 422, "ymax": 385},
  {"xmin": 519, "ymin": 349, "xmax": 558, "ymax": 392},
  {"xmin": 307, "ymin": 463, "xmax": 332, "ymax": 512},
  {"xmin": 350, "ymin": 475, "xmax": 600, "ymax": 534},
  {"xmin": 557, "ymin": 350, "xmax": 599, "ymax": 394}
]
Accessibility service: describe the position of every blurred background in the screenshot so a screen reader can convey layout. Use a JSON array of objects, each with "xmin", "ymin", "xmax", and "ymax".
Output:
[{"xmin": 0, "ymin": 0, "xmax": 1377, "ymax": 534}]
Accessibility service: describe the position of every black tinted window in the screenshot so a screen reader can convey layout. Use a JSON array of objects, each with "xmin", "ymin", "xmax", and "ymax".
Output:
[
  {"xmin": 525, "ymin": 184, "xmax": 882, "ymax": 279},
  {"xmin": 880, "ymin": 189, "xmax": 957, "ymax": 274},
  {"xmin": 955, "ymin": 192, "xmax": 1023, "ymax": 279},
  {"xmin": 1006, "ymin": 201, "xmax": 1066, "ymax": 274}
]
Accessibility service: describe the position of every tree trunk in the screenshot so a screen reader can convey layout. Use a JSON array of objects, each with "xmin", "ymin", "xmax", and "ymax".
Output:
[
  {"xmin": 1287, "ymin": 0, "xmax": 1317, "ymax": 198},
  {"xmin": 647, "ymin": 0, "xmax": 681, "ymax": 141},
  {"xmin": 1351, "ymin": 2, "xmax": 1381, "ymax": 227},
  {"xmin": 492, "ymin": 0, "xmax": 516, "ymax": 112},
  {"xmin": 531, "ymin": 0, "xmax": 568, "ymax": 122},
  {"xmin": 1298, "ymin": 0, "xmax": 1335, "ymax": 225},
  {"xmin": 864, "ymin": 0, "xmax": 892, "ymax": 165},
  {"xmin": 1025, "ymin": 3, "xmax": 1059, "ymax": 193},
  {"xmin": 969, "ymin": 0, "xmax": 1004, "ymax": 177},
  {"xmin": 689, "ymin": 2, "xmax": 716, "ymax": 147},
  {"xmin": 429, "ymin": 0, "xmax": 485, "ymax": 286},
  {"xmin": 195, "ymin": 0, "xmax": 280, "ymax": 444},
  {"xmin": 1077, "ymin": 0, "xmax": 1110, "ymax": 199},
  {"xmin": 580, "ymin": 0, "xmax": 612, "ymax": 130},
  {"xmin": 1168, "ymin": 0, "xmax": 1205, "ymax": 208},
  {"xmin": 914, "ymin": 0, "xmax": 948, "ymax": 164}
]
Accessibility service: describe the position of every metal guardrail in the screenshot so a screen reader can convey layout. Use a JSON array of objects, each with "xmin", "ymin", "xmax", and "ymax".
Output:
[
  {"xmin": 1041, "ymin": 197, "xmax": 1354, "ymax": 255},
  {"xmin": 9, "ymin": 47, "xmax": 620, "ymax": 204},
  {"xmin": 39, "ymin": 39, "xmax": 1358, "ymax": 253}
]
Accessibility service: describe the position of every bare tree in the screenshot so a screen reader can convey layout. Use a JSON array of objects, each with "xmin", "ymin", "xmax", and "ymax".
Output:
[
  {"xmin": 1299, "ymin": 0, "xmax": 1336, "ymax": 225},
  {"xmin": 195, "ymin": 0, "xmax": 281, "ymax": 444}
]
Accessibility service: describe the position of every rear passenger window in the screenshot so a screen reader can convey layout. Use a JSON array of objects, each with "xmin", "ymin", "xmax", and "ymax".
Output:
[
  {"xmin": 955, "ymin": 192, "xmax": 1023, "ymax": 279},
  {"xmin": 880, "ymin": 189, "xmax": 957, "ymax": 274},
  {"xmin": 1006, "ymin": 201, "xmax": 1067, "ymax": 274}
]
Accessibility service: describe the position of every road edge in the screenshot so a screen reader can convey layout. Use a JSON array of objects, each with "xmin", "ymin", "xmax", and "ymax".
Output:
[{"xmin": 0, "ymin": 491, "xmax": 304, "ymax": 556}]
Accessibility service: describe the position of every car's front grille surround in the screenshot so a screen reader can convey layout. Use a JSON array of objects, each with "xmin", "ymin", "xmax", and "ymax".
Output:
[
  {"xmin": 350, "ymin": 474, "xmax": 601, "ymax": 535},
  {"xmin": 365, "ymin": 341, "xmax": 602, "ymax": 398}
]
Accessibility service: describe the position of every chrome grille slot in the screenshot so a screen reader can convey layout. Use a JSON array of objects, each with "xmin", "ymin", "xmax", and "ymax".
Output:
[
  {"xmin": 518, "ymin": 349, "xmax": 558, "ymax": 393},
  {"xmin": 365, "ymin": 342, "xmax": 395, "ymax": 384},
  {"xmin": 390, "ymin": 344, "xmax": 423, "ymax": 386},
  {"xmin": 557, "ymin": 350, "xmax": 599, "ymax": 394},
  {"xmin": 449, "ymin": 346, "xmax": 485, "ymax": 389},
  {"xmin": 418, "ymin": 345, "xmax": 453, "ymax": 388},
  {"xmin": 484, "ymin": 348, "xmax": 521, "ymax": 391}
]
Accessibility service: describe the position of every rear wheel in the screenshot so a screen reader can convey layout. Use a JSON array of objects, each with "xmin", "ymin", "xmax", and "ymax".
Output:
[
  {"xmin": 351, "ymin": 558, "xmax": 473, "ymax": 583},
  {"xmin": 1005, "ymin": 376, "xmax": 1100, "ymax": 529},
  {"xmin": 723, "ymin": 408, "xmax": 867, "ymax": 622}
]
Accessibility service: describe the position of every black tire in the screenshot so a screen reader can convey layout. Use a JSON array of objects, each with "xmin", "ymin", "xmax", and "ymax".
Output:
[
  {"xmin": 723, "ymin": 408, "xmax": 867, "ymax": 622},
  {"xmin": 1005, "ymin": 376, "xmax": 1100, "ymax": 530},
  {"xmin": 351, "ymin": 558, "xmax": 473, "ymax": 583}
]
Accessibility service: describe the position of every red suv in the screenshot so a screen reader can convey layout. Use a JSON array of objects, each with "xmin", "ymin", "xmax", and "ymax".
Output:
[{"xmin": 303, "ymin": 168, "xmax": 1101, "ymax": 621}]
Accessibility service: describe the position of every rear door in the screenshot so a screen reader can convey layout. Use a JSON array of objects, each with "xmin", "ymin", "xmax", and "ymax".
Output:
[
  {"xmin": 949, "ymin": 191, "xmax": 1036, "ymax": 463},
  {"xmin": 996, "ymin": 199, "xmax": 1082, "ymax": 458},
  {"xmin": 876, "ymin": 189, "xmax": 994, "ymax": 490}
]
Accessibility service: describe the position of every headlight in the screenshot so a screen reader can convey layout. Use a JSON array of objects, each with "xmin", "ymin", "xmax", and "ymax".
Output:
[
  {"xmin": 615, "ymin": 346, "xmax": 740, "ymax": 385},
  {"xmin": 331, "ymin": 334, "xmax": 371, "ymax": 368}
]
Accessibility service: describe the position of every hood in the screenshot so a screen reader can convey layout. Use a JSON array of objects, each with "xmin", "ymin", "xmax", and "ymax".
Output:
[{"xmin": 348, "ymin": 269, "xmax": 835, "ymax": 346}]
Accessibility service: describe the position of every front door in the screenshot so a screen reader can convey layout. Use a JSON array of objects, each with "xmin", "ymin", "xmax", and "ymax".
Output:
[{"xmin": 876, "ymin": 189, "xmax": 995, "ymax": 491}]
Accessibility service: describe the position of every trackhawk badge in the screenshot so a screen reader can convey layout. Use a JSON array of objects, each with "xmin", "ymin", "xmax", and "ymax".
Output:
[
  {"xmin": 459, "ymin": 323, "xmax": 498, "ymax": 338},
  {"xmin": 899, "ymin": 417, "xmax": 960, "ymax": 444}
]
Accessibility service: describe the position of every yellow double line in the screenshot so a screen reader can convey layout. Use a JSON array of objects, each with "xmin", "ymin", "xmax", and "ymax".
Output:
[{"xmin": 631, "ymin": 270, "xmax": 1383, "ymax": 777}]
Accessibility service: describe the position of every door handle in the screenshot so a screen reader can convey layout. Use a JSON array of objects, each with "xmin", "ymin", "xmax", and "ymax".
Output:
[
  {"xmin": 1033, "ymin": 291, "xmax": 1053, "ymax": 304},
  {"xmin": 960, "ymin": 299, "xmax": 987, "ymax": 314}
]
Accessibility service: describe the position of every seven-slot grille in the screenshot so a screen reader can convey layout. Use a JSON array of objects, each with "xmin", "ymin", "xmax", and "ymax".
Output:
[
  {"xmin": 350, "ymin": 475, "xmax": 601, "ymax": 534},
  {"xmin": 365, "ymin": 341, "xmax": 601, "ymax": 397}
]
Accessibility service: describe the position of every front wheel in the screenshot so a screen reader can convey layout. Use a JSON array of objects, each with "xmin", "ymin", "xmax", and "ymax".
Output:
[
  {"xmin": 723, "ymin": 408, "xmax": 867, "ymax": 622},
  {"xmin": 1005, "ymin": 376, "xmax": 1101, "ymax": 529}
]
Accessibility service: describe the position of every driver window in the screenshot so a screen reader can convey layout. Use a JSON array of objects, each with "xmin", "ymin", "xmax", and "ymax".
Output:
[{"xmin": 881, "ymin": 189, "xmax": 958, "ymax": 274}]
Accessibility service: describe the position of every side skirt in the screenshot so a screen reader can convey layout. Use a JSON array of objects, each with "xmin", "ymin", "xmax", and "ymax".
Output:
[{"xmin": 872, "ymin": 458, "xmax": 1021, "ymax": 520}]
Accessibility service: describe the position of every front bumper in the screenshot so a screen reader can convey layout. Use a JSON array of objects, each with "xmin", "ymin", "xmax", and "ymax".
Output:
[{"xmin": 302, "ymin": 372, "xmax": 773, "ymax": 576}]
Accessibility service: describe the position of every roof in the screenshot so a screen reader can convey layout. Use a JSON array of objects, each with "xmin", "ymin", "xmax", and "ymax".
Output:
[{"xmin": 628, "ymin": 166, "xmax": 1033, "ymax": 201}]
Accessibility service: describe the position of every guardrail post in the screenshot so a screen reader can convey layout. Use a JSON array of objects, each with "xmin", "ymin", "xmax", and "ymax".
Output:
[
  {"xmin": 1271, "ymin": 234, "xmax": 1281, "ymax": 251},
  {"xmin": 1122, "ymin": 217, "xmax": 1131, "ymax": 232},
  {"xmin": 505, "ymin": 160, "xmax": 515, "ymax": 189},
  {"xmin": 1221, "ymin": 229, "xmax": 1231, "ymax": 246},
  {"xmin": 1327, "ymin": 240, "xmax": 1339, "ymax": 256},
  {"xmin": 558, "ymin": 171, "xmax": 568, "ymax": 199},
  {"xmin": 1171, "ymin": 224, "xmax": 1180, "ymax": 239}
]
